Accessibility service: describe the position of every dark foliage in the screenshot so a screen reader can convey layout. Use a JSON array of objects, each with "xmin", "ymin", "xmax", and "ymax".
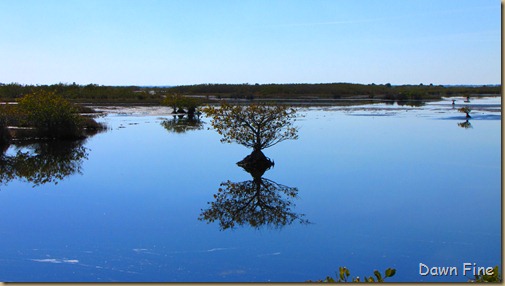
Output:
[
  {"xmin": 0, "ymin": 82, "xmax": 500, "ymax": 103},
  {"xmin": 0, "ymin": 107, "xmax": 10, "ymax": 149},
  {"xmin": 166, "ymin": 83, "xmax": 500, "ymax": 101},
  {"xmin": 0, "ymin": 82, "xmax": 160, "ymax": 102},
  {"xmin": 199, "ymin": 152, "xmax": 309, "ymax": 230},
  {"xmin": 0, "ymin": 140, "xmax": 88, "ymax": 188}
]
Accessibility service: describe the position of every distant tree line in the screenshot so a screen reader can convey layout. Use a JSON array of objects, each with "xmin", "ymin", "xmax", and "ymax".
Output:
[
  {"xmin": 166, "ymin": 83, "xmax": 501, "ymax": 100},
  {"xmin": 0, "ymin": 82, "xmax": 500, "ymax": 103},
  {"xmin": 0, "ymin": 83, "xmax": 160, "ymax": 102}
]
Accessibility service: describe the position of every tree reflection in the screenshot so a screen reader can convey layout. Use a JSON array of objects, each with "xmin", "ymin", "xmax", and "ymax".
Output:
[
  {"xmin": 0, "ymin": 140, "xmax": 88, "ymax": 188},
  {"xmin": 160, "ymin": 115, "xmax": 203, "ymax": 134},
  {"xmin": 457, "ymin": 120, "xmax": 472, "ymax": 129},
  {"xmin": 396, "ymin": 100, "xmax": 425, "ymax": 107},
  {"xmin": 199, "ymin": 152, "xmax": 309, "ymax": 230}
]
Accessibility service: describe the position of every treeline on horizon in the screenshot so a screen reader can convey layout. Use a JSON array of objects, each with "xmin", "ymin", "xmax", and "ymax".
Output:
[
  {"xmin": 0, "ymin": 82, "xmax": 500, "ymax": 103},
  {"xmin": 166, "ymin": 82, "xmax": 501, "ymax": 99}
]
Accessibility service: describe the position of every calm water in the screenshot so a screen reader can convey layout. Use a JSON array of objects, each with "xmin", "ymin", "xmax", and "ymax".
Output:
[{"xmin": 0, "ymin": 97, "xmax": 501, "ymax": 282}]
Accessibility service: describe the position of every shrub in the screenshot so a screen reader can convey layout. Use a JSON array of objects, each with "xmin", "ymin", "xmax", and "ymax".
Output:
[
  {"xmin": 469, "ymin": 266, "xmax": 501, "ymax": 283},
  {"xmin": 15, "ymin": 91, "xmax": 84, "ymax": 139},
  {"xmin": 308, "ymin": 267, "xmax": 396, "ymax": 283},
  {"xmin": 161, "ymin": 94, "xmax": 203, "ymax": 117}
]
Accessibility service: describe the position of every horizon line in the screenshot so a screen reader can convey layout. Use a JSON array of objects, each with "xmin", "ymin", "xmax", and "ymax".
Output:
[{"xmin": 0, "ymin": 82, "xmax": 501, "ymax": 88}]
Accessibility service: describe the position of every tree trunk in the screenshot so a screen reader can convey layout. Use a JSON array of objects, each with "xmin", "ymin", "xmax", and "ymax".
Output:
[{"xmin": 187, "ymin": 107, "xmax": 196, "ymax": 119}]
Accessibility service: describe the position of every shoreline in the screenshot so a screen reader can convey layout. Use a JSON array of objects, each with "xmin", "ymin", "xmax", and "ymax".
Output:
[
  {"xmin": 79, "ymin": 93, "xmax": 500, "ymax": 107},
  {"xmin": 88, "ymin": 96, "xmax": 501, "ymax": 117}
]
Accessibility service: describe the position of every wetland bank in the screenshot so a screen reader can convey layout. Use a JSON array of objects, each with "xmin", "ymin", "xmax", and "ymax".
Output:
[{"xmin": 0, "ymin": 89, "xmax": 501, "ymax": 282}]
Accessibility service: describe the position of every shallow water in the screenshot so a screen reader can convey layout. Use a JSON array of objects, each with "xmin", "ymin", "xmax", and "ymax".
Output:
[{"xmin": 0, "ymin": 97, "xmax": 501, "ymax": 282}]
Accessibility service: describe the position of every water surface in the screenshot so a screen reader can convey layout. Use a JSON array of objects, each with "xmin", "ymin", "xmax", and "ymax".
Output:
[{"xmin": 0, "ymin": 97, "xmax": 500, "ymax": 282}]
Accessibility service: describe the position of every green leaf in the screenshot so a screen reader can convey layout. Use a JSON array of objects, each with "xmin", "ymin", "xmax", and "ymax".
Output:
[
  {"xmin": 339, "ymin": 267, "xmax": 346, "ymax": 281},
  {"xmin": 374, "ymin": 270, "xmax": 382, "ymax": 281},
  {"xmin": 385, "ymin": 268, "xmax": 396, "ymax": 278}
]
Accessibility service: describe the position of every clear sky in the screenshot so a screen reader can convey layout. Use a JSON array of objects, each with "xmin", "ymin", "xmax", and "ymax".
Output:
[{"xmin": 0, "ymin": 0, "xmax": 501, "ymax": 86}]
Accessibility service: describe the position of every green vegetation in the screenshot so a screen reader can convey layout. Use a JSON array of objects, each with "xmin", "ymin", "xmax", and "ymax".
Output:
[
  {"xmin": 161, "ymin": 93, "xmax": 203, "ymax": 117},
  {"xmin": 308, "ymin": 267, "xmax": 396, "ymax": 283},
  {"xmin": 16, "ymin": 91, "xmax": 84, "ymax": 139},
  {"xmin": 0, "ymin": 82, "xmax": 158, "ymax": 103},
  {"xmin": 201, "ymin": 102, "xmax": 305, "ymax": 230},
  {"xmin": 458, "ymin": 106, "xmax": 472, "ymax": 118},
  {"xmin": 0, "ymin": 90, "xmax": 106, "ymax": 142},
  {"xmin": 308, "ymin": 266, "xmax": 501, "ymax": 283},
  {"xmin": 0, "ymin": 91, "xmax": 105, "ymax": 188},
  {"xmin": 167, "ymin": 83, "xmax": 500, "ymax": 102},
  {"xmin": 203, "ymin": 102, "xmax": 298, "ymax": 152},
  {"xmin": 0, "ymin": 82, "xmax": 500, "ymax": 105},
  {"xmin": 468, "ymin": 266, "xmax": 501, "ymax": 282}
]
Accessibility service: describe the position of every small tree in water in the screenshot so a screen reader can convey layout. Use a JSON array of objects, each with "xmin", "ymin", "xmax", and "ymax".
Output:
[
  {"xmin": 162, "ymin": 94, "xmax": 202, "ymax": 119},
  {"xmin": 203, "ymin": 102, "xmax": 299, "ymax": 152},
  {"xmin": 458, "ymin": 106, "xmax": 471, "ymax": 118}
]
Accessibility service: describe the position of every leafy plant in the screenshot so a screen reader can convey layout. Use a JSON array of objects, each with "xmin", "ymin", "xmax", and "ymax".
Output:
[
  {"xmin": 458, "ymin": 106, "xmax": 471, "ymax": 118},
  {"xmin": 15, "ymin": 91, "xmax": 84, "ymax": 139},
  {"xmin": 203, "ymin": 102, "xmax": 298, "ymax": 151},
  {"xmin": 468, "ymin": 265, "xmax": 501, "ymax": 283},
  {"xmin": 5, "ymin": 91, "xmax": 106, "ymax": 140},
  {"xmin": 308, "ymin": 267, "xmax": 396, "ymax": 283},
  {"xmin": 161, "ymin": 94, "xmax": 202, "ymax": 117}
]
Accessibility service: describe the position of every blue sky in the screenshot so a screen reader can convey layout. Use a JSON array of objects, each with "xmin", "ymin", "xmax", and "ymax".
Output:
[{"xmin": 0, "ymin": 0, "xmax": 500, "ymax": 86}]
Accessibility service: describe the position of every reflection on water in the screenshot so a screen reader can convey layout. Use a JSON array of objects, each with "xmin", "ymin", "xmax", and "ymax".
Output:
[
  {"xmin": 396, "ymin": 100, "xmax": 425, "ymax": 107},
  {"xmin": 199, "ymin": 150, "xmax": 309, "ymax": 230},
  {"xmin": 160, "ymin": 115, "xmax": 204, "ymax": 133},
  {"xmin": 0, "ymin": 140, "xmax": 88, "ymax": 187},
  {"xmin": 457, "ymin": 120, "xmax": 472, "ymax": 129}
]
